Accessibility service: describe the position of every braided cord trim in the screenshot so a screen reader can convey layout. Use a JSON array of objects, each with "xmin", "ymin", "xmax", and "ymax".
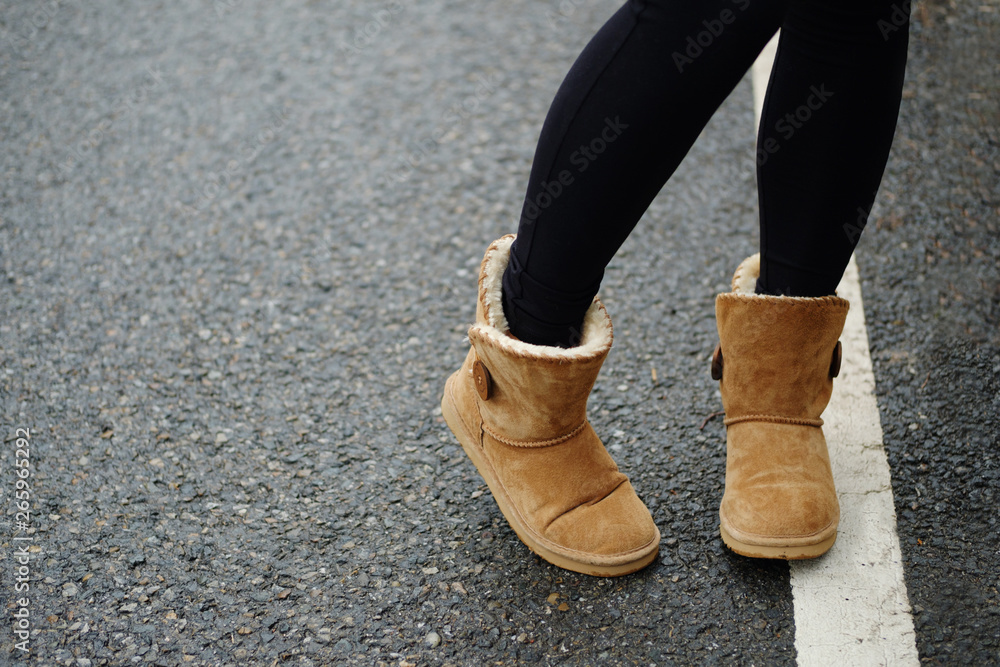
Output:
[
  {"xmin": 482, "ymin": 420, "xmax": 588, "ymax": 448},
  {"xmin": 723, "ymin": 414, "xmax": 824, "ymax": 427}
]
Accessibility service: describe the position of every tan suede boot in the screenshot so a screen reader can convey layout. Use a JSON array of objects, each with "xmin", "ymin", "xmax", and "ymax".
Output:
[
  {"xmin": 712, "ymin": 254, "xmax": 849, "ymax": 559},
  {"xmin": 441, "ymin": 235, "xmax": 660, "ymax": 576}
]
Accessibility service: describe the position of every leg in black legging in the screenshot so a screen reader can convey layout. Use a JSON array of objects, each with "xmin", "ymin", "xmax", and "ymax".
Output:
[
  {"xmin": 504, "ymin": 0, "xmax": 785, "ymax": 346},
  {"xmin": 755, "ymin": 0, "xmax": 909, "ymax": 296},
  {"xmin": 503, "ymin": 0, "xmax": 909, "ymax": 345}
]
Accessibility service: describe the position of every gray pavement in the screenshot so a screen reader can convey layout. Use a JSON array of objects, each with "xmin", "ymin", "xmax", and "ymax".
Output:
[
  {"xmin": 1, "ymin": 0, "xmax": 996, "ymax": 665},
  {"xmin": 857, "ymin": 0, "xmax": 1000, "ymax": 662}
]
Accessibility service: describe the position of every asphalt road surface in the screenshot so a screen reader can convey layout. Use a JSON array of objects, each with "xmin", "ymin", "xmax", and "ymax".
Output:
[{"xmin": 1, "ymin": 0, "xmax": 997, "ymax": 665}]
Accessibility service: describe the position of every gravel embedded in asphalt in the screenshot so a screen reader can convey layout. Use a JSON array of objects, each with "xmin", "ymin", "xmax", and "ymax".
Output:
[{"xmin": 1, "ymin": 0, "xmax": 996, "ymax": 664}]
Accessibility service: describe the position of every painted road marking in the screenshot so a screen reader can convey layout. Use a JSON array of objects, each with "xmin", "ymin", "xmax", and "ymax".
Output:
[{"xmin": 751, "ymin": 43, "xmax": 920, "ymax": 667}]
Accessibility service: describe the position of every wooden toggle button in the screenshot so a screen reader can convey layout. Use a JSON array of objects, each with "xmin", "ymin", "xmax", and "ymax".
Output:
[
  {"xmin": 472, "ymin": 359, "xmax": 492, "ymax": 400},
  {"xmin": 711, "ymin": 344, "xmax": 724, "ymax": 381},
  {"xmin": 829, "ymin": 340, "xmax": 843, "ymax": 379}
]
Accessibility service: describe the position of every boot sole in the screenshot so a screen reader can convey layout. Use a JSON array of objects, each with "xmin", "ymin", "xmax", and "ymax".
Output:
[
  {"xmin": 720, "ymin": 524, "xmax": 837, "ymax": 560},
  {"xmin": 442, "ymin": 378, "xmax": 659, "ymax": 577}
]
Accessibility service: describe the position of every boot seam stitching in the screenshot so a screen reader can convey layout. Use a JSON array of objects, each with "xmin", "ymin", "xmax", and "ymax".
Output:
[
  {"xmin": 542, "ymin": 477, "xmax": 629, "ymax": 533},
  {"xmin": 446, "ymin": 368, "xmax": 487, "ymax": 452},
  {"xmin": 720, "ymin": 514, "xmax": 838, "ymax": 541},
  {"xmin": 482, "ymin": 420, "xmax": 588, "ymax": 448},
  {"xmin": 477, "ymin": 431, "xmax": 659, "ymax": 561},
  {"xmin": 717, "ymin": 293, "xmax": 850, "ymax": 307}
]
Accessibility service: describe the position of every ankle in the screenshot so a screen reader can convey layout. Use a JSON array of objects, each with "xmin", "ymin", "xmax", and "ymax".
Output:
[
  {"xmin": 501, "ymin": 293, "xmax": 583, "ymax": 347},
  {"xmin": 500, "ymin": 252, "xmax": 594, "ymax": 348}
]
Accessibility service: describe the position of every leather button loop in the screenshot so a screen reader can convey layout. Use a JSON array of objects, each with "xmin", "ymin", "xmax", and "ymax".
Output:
[
  {"xmin": 472, "ymin": 359, "xmax": 492, "ymax": 401},
  {"xmin": 829, "ymin": 340, "xmax": 842, "ymax": 379},
  {"xmin": 711, "ymin": 344, "xmax": 724, "ymax": 381}
]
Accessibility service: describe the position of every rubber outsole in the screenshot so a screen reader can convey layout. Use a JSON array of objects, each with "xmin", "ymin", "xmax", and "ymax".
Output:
[
  {"xmin": 441, "ymin": 378, "xmax": 659, "ymax": 577},
  {"xmin": 719, "ymin": 524, "xmax": 837, "ymax": 560}
]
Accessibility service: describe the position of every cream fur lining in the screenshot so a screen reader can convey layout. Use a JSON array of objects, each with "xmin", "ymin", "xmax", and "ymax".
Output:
[
  {"xmin": 729, "ymin": 252, "xmax": 847, "ymax": 305},
  {"xmin": 471, "ymin": 235, "xmax": 613, "ymax": 360},
  {"xmin": 731, "ymin": 253, "xmax": 761, "ymax": 294}
]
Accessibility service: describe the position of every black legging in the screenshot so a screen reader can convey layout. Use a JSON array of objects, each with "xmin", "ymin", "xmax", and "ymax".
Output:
[{"xmin": 502, "ymin": 0, "xmax": 910, "ymax": 346}]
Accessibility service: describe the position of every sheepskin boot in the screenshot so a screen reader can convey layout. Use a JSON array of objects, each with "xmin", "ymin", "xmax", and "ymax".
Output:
[
  {"xmin": 712, "ymin": 254, "xmax": 849, "ymax": 559},
  {"xmin": 441, "ymin": 235, "xmax": 660, "ymax": 576}
]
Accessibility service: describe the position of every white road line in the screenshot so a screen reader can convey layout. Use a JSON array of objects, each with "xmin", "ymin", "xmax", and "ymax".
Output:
[
  {"xmin": 751, "ymin": 33, "xmax": 779, "ymax": 129},
  {"xmin": 750, "ymin": 45, "xmax": 920, "ymax": 667}
]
